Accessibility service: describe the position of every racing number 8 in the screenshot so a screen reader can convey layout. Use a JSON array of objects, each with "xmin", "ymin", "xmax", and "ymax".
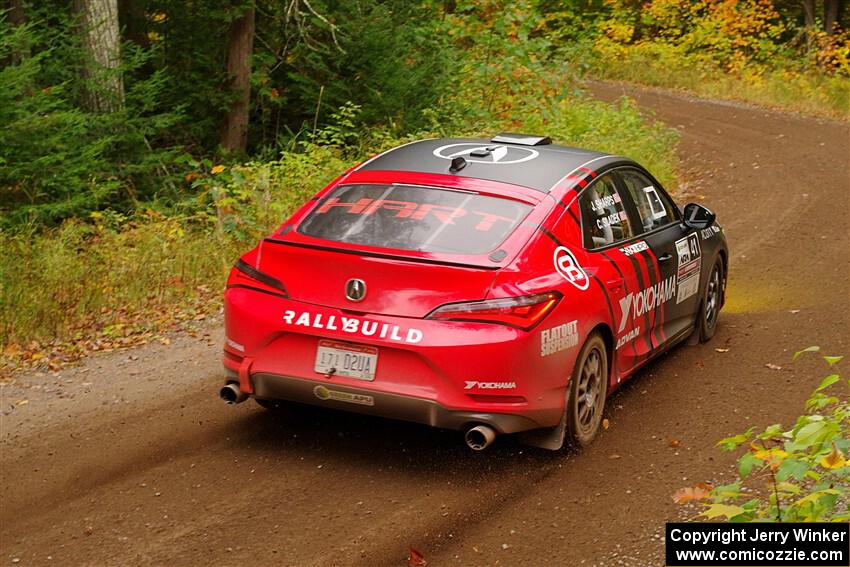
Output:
[{"xmin": 554, "ymin": 246, "xmax": 590, "ymax": 291}]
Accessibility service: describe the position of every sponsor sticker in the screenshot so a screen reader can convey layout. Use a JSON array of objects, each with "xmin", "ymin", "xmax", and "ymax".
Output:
[
  {"xmin": 619, "ymin": 241, "xmax": 649, "ymax": 256},
  {"xmin": 617, "ymin": 275, "xmax": 677, "ymax": 333},
  {"xmin": 675, "ymin": 233, "xmax": 702, "ymax": 304},
  {"xmin": 553, "ymin": 246, "xmax": 590, "ymax": 290},
  {"xmin": 464, "ymin": 381, "xmax": 517, "ymax": 390},
  {"xmin": 283, "ymin": 310, "xmax": 423, "ymax": 344},
  {"xmin": 700, "ymin": 225, "xmax": 721, "ymax": 240},
  {"xmin": 540, "ymin": 320, "xmax": 579, "ymax": 356},
  {"xmin": 313, "ymin": 385, "xmax": 374, "ymax": 406},
  {"xmin": 616, "ymin": 326, "xmax": 640, "ymax": 350}
]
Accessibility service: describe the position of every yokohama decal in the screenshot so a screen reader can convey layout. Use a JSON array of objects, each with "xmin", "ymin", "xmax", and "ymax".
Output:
[
  {"xmin": 617, "ymin": 275, "xmax": 676, "ymax": 334},
  {"xmin": 553, "ymin": 246, "xmax": 590, "ymax": 290},
  {"xmin": 464, "ymin": 381, "xmax": 517, "ymax": 390}
]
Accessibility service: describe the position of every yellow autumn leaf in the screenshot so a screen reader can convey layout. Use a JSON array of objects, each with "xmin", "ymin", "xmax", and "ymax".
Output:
[
  {"xmin": 211, "ymin": 165, "xmax": 225, "ymax": 174},
  {"xmin": 820, "ymin": 444, "xmax": 847, "ymax": 469},
  {"xmin": 750, "ymin": 442, "xmax": 788, "ymax": 461},
  {"xmin": 702, "ymin": 504, "xmax": 746, "ymax": 520}
]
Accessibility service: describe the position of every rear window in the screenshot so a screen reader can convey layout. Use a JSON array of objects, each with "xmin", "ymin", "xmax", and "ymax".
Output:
[{"xmin": 298, "ymin": 184, "xmax": 532, "ymax": 255}]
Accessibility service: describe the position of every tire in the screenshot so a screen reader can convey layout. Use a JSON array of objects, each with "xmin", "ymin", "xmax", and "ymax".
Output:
[
  {"xmin": 698, "ymin": 257, "xmax": 723, "ymax": 343},
  {"xmin": 566, "ymin": 333, "xmax": 608, "ymax": 448}
]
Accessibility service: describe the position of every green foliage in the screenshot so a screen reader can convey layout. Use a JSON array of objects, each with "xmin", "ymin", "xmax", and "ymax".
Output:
[
  {"xmin": 546, "ymin": 0, "xmax": 850, "ymax": 119},
  {"xmin": 702, "ymin": 349, "xmax": 849, "ymax": 522},
  {"xmin": 283, "ymin": 1, "xmax": 452, "ymax": 135},
  {"xmin": 0, "ymin": 141, "xmax": 350, "ymax": 349},
  {"xmin": 0, "ymin": 0, "xmax": 683, "ymax": 361},
  {"xmin": 0, "ymin": 96, "xmax": 680, "ymax": 352},
  {"xmin": 0, "ymin": 15, "xmax": 183, "ymax": 226}
]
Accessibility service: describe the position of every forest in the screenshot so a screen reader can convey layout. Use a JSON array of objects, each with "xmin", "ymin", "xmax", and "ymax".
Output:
[{"xmin": 1, "ymin": 0, "xmax": 848, "ymax": 368}]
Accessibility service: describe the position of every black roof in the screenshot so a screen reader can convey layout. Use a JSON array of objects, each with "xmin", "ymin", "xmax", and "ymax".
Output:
[{"xmin": 356, "ymin": 137, "xmax": 613, "ymax": 193}]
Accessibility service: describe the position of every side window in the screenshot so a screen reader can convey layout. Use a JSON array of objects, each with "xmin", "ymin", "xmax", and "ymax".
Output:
[
  {"xmin": 619, "ymin": 169, "xmax": 679, "ymax": 232},
  {"xmin": 578, "ymin": 174, "xmax": 634, "ymax": 249}
]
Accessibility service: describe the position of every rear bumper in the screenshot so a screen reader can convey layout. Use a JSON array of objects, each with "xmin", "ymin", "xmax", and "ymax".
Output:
[
  {"xmin": 229, "ymin": 370, "xmax": 543, "ymax": 434},
  {"xmin": 223, "ymin": 285, "xmax": 585, "ymax": 433}
]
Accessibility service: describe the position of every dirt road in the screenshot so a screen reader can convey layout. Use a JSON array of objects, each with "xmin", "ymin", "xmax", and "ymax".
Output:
[{"xmin": 2, "ymin": 83, "xmax": 848, "ymax": 567}]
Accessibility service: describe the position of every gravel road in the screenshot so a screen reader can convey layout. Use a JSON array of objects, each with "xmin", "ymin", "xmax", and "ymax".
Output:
[{"xmin": 2, "ymin": 82, "xmax": 848, "ymax": 567}]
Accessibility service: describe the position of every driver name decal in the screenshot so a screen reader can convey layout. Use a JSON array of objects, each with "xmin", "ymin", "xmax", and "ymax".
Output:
[{"xmin": 283, "ymin": 310, "xmax": 423, "ymax": 344}]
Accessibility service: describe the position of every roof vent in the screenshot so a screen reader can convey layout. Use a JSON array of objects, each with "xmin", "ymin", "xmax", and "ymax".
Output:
[{"xmin": 491, "ymin": 133, "xmax": 551, "ymax": 146}]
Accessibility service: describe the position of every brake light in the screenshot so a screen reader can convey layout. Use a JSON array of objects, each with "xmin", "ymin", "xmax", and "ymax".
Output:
[
  {"xmin": 426, "ymin": 292, "xmax": 561, "ymax": 330},
  {"xmin": 226, "ymin": 259, "xmax": 288, "ymax": 297}
]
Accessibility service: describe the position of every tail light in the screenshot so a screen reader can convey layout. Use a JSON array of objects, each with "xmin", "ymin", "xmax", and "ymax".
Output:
[
  {"xmin": 426, "ymin": 292, "xmax": 561, "ymax": 330},
  {"xmin": 226, "ymin": 259, "xmax": 288, "ymax": 298}
]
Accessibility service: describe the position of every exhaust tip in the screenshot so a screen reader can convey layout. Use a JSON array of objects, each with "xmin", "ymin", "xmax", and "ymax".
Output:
[
  {"xmin": 220, "ymin": 383, "xmax": 247, "ymax": 405},
  {"xmin": 465, "ymin": 424, "xmax": 497, "ymax": 451}
]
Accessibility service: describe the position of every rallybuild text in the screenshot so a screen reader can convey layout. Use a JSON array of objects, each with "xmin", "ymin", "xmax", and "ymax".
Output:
[{"xmin": 665, "ymin": 523, "xmax": 849, "ymax": 567}]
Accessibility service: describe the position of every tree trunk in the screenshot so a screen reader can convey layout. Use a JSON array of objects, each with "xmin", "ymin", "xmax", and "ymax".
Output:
[
  {"xmin": 74, "ymin": 0, "xmax": 125, "ymax": 113},
  {"xmin": 802, "ymin": 0, "xmax": 816, "ymax": 53},
  {"xmin": 118, "ymin": 0, "xmax": 150, "ymax": 48},
  {"xmin": 823, "ymin": 0, "xmax": 839, "ymax": 35},
  {"xmin": 5, "ymin": 0, "xmax": 29, "ymax": 64},
  {"xmin": 7, "ymin": 0, "xmax": 25, "ymax": 26},
  {"xmin": 220, "ymin": 5, "xmax": 255, "ymax": 154}
]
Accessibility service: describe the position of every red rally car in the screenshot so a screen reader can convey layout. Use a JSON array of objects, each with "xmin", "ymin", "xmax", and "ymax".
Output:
[{"xmin": 220, "ymin": 133, "xmax": 728, "ymax": 451}]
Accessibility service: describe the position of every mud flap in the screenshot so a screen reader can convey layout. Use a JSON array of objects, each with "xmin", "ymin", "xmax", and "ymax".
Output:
[
  {"xmin": 238, "ymin": 357, "xmax": 254, "ymax": 394},
  {"xmin": 518, "ymin": 409, "xmax": 567, "ymax": 451},
  {"xmin": 686, "ymin": 327, "xmax": 700, "ymax": 345},
  {"xmin": 686, "ymin": 305, "xmax": 702, "ymax": 346}
]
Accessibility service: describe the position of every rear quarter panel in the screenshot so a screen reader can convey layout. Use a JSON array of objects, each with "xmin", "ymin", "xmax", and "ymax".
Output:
[{"xmin": 487, "ymin": 196, "xmax": 616, "ymax": 406}]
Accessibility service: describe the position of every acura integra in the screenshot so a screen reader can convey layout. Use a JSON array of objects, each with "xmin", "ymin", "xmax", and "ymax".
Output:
[{"xmin": 220, "ymin": 134, "xmax": 728, "ymax": 451}]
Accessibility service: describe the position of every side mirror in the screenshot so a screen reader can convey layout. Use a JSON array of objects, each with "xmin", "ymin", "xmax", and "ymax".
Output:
[{"xmin": 682, "ymin": 203, "xmax": 716, "ymax": 230}]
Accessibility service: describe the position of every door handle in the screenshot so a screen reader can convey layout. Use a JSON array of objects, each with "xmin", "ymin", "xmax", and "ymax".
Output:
[
  {"xmin": 606, "ymin": 278, "xmax": 624, "ymax": 292},
  {"xmin": 658, "ymin": 253, "xmax": 673, "ymax": 262}
]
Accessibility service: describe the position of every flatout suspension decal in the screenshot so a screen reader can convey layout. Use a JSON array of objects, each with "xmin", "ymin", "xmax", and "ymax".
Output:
[
  {"xmin": 315, "ymin": 198, "xmax": 518, "ymax": 232},
  {"xmin": 540, "ymin": 320, "xmax": 579, "ymax": 356}
]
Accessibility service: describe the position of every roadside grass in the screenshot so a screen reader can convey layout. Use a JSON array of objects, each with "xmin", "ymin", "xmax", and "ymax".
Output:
[
  {"xmin": 0, "ymin": 94, "xmax": 679, "ymax": 375},
  {"xmin": 564, "ymin": 42, "xmax": 850, "ymax": 121}
]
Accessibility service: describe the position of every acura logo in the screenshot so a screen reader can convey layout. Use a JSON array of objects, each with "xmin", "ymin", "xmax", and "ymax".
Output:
[
  {"xmin": 432, "ymin": 143, "xmax": 539, "ymax": 165},
  {"xmin": 345, "ymin": 278, "xmax": 367, "ymax": 302}
]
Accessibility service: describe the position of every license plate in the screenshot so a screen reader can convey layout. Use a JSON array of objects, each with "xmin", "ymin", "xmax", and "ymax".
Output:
[{"xmin": 314, "ymin": 340, "xmax": 378, "ymax": 381}]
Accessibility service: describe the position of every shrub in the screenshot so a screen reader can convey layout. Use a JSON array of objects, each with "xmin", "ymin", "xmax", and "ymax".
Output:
[{"xmin": 676, "ymin": 347, "xmax": 848, "ymax": 522}]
